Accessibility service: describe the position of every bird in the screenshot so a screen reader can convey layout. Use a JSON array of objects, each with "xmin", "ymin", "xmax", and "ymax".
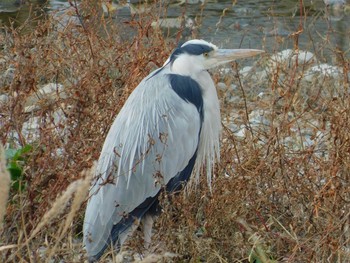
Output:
[{"xmin": 83, "ymin": 39, "xmax": 263, "ymax": 262}]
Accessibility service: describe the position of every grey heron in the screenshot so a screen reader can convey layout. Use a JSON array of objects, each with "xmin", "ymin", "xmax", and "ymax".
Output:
[{"xmin": 83, "ymin": 39, "xmax": 263, "ymax": 262}]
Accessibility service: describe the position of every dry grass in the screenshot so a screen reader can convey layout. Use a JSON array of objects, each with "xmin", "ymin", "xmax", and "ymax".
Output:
[
  {"xmin": 1, "ymin": 1, "xmax": 350, "ymax": 262},
  {"xmin": 0, "ymin": 143, "xmax": 11, "ymax": 228}
]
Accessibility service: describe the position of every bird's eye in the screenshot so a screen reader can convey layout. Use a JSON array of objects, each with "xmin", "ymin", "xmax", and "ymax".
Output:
[{"xmin": 203, "ymin": 52, "xmax": 209, "ymax": 58}]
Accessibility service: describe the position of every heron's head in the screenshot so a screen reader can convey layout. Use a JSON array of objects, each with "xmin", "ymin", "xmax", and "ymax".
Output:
[{"xmin": 166, "ymin": 39, "xmax": 264, "ymax": 76}]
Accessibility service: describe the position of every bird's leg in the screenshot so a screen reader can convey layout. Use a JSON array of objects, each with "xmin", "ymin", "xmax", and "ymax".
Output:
[
  {"xmin": 142, "ymin": 214, "xmax": 154, "ymax": 251},
  {"xmin": 116, "ymin": 222, "xmax": 139, "ymax": 251}
]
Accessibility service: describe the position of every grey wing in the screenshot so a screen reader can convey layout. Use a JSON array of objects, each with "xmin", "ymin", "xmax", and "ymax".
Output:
[{"xmin": 83, "ymin": 73, "xmax": 202, "ymax": 257}]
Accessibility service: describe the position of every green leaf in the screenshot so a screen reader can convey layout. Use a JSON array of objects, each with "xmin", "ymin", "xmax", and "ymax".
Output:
[
  {"xmin": 13, "ymin": 144, "xmax": 33, "ymax": 161},
  {"xmin": 5, "ymin": 145, "xmax": 33, "ymax": 192},
  {"xmin": 8, "ymin": 165, "xmax": 23, "ymax": 191}
]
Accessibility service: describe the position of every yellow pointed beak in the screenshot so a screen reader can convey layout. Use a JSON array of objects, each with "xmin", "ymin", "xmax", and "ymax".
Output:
[{"xmin": 214, "ymin": 49, "xmax": 264, "ymax": 63}]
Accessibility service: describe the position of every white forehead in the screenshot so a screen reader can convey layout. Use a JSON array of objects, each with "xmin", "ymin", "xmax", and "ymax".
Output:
[{"xmin": 181, "ymin": 39, "xmax": 218, "ymax": 51}]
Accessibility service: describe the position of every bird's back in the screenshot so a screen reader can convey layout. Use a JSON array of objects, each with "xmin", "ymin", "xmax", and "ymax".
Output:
[{"xmin": 83, "ymin": 69, "xmax": 204, "ymax": 260}]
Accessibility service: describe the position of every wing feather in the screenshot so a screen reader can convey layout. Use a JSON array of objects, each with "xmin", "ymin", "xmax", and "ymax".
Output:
[{"xmin": 83, "ymin": 71, "xmax": 202, "ymax": 257}]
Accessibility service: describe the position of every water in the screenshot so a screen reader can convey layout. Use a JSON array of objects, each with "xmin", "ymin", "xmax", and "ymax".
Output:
[{"xmin": 0, "ymin": 0, "xmax": 349, "ymax": 61}]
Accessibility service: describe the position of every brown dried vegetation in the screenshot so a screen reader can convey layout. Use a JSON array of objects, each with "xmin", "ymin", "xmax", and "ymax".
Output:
[{"xmin": 1, "ymin": 1, "xmax": 350, "ymax": 263}]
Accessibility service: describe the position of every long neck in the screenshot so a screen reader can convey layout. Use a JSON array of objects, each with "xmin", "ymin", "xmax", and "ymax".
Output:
[
  {"xmin": 190, "ymin": 71, "xmax": 221, "ymax": 188},
  {"xmin": 163, "ymin": 63, "xmax": 221, "ymax": 188}
]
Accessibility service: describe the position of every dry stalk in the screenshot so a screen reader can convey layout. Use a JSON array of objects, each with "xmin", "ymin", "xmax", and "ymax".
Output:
[
  {"xmin": 46, "ymin": 163, "xmax": 95, "ymax": 261},
  {"xmin": 0, "ymin": 144, "xmax": 10, "ymax": 229},
  {"xmin": 28, "ymin": 178, "xmax": 82, "ymax": 241}
]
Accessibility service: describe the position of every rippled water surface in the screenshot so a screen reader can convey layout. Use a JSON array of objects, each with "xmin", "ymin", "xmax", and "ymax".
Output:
[{"xmin": 0, "ymin": 0, "xmax": 349, "ymax": 60}]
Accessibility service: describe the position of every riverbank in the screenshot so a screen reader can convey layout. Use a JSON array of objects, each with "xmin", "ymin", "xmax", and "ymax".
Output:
[{"xmin": 1, "ymin": 2, "xmax": 350, "ymax": 262}]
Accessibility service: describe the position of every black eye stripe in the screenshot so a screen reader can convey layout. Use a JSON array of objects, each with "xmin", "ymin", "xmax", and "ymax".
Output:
[
  {"xmin": 181, "ymin": 44, "xmax": 214, "ymax": 55},
  {"xmin": 169, "ymin": 43, "xmax": 214, "ymax": 62}
]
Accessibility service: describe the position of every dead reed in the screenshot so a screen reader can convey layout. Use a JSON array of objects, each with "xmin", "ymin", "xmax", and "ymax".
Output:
[{"xmin": 0, "ymin": 1, "xmax": 349, "ymax": 262}]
